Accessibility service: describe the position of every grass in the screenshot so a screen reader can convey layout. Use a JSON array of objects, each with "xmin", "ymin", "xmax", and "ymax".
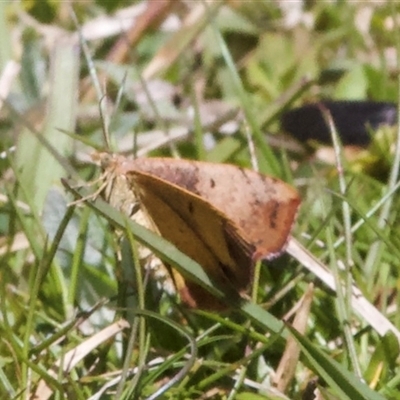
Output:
[{"xmin": 1, "ymin": 1, "xmax": 400, "ymax": 399}]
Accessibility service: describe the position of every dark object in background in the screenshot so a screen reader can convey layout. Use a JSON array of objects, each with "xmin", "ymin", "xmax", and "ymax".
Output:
[{"xmin": 281, "ymin": 101, "xmax": 397, "ymax": 147}]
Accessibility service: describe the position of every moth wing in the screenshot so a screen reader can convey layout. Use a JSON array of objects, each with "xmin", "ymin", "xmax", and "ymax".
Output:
[
  {"xmin": 131, "ymin": 158, "xmax": 300, "ymax": 259},
  {"xmin": 129, "ymin": 170, "xmax": 254, "ymax": 292}
]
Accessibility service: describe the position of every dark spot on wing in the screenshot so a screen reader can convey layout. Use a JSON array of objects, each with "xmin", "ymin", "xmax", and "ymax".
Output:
[
  {"xmin": 210, "ymin": 178, "xmax": 215, "ymax": 188},
  {"xmin": 269, "ymin": 200, "xmax": 279, "ymax": 229},
  {"xmin": 167, "ymin": 164, "xmax": 202, "ymax": 196},
  {"xmin": 188, "ymin": 201, "xmax": 194, "ymax": 214}
]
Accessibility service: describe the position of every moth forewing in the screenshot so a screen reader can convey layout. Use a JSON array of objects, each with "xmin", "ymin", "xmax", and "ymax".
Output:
[
  {"xmin": 126, "ymin": 158, "xmax": 301, "ymax": 259},
  {"xmin": 129, "ymin": 169, "xmax": 253, "ymax": 290}
]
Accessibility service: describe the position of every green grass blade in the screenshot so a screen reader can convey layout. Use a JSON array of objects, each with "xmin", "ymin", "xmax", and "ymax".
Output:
[{"xmin": 288, "ymin": 325, "xmax": 386, "ymax": 400}]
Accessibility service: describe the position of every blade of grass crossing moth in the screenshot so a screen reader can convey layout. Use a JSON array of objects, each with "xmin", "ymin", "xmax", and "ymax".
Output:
[
  {"xmin": 63, "ymin": 180, "xmax": 288, "ymax": 337},
  {"xmin": 65, "ymin": 182, "xmax": 224, "ymax": 296}
]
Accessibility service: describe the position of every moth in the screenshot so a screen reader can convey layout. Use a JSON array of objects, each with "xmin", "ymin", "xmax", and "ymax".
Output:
[{"xmin": 99, "ymin": 154, "xmax": 300, "ymax": 309}]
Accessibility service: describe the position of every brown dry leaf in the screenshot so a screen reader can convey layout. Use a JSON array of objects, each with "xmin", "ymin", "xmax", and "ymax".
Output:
[
  {"xmin": 106, "ymin": 0, "xmax": 178, "ymax": 65},
  {"xmin": 273, "ymin": 284, "xmax": 314, "ymax": 392}
]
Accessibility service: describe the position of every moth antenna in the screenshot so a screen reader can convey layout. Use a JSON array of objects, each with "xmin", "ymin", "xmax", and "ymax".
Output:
[
  {"xmin": 71, "ymin": 8, "xmax": 112, "ymax": 151},
  {"xmin": 99, "ymin": 94, "xmax": 111, "ymax": 150},
  {"xmin": 114, "ymin": 71, "xmax": 127, "ymax": 117},
  {"xmin": 70, "ymin": 9, "xmax": 103, "ymax": 103},
  {"xmin": 101, "ymin": 71, "xmax": 128, "ymax": 152}
]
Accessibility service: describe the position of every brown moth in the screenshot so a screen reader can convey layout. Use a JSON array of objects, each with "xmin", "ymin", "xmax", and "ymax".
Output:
[{"xmin": 99, "ymin": 154, "xmax": 300, "ymax": 309}]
